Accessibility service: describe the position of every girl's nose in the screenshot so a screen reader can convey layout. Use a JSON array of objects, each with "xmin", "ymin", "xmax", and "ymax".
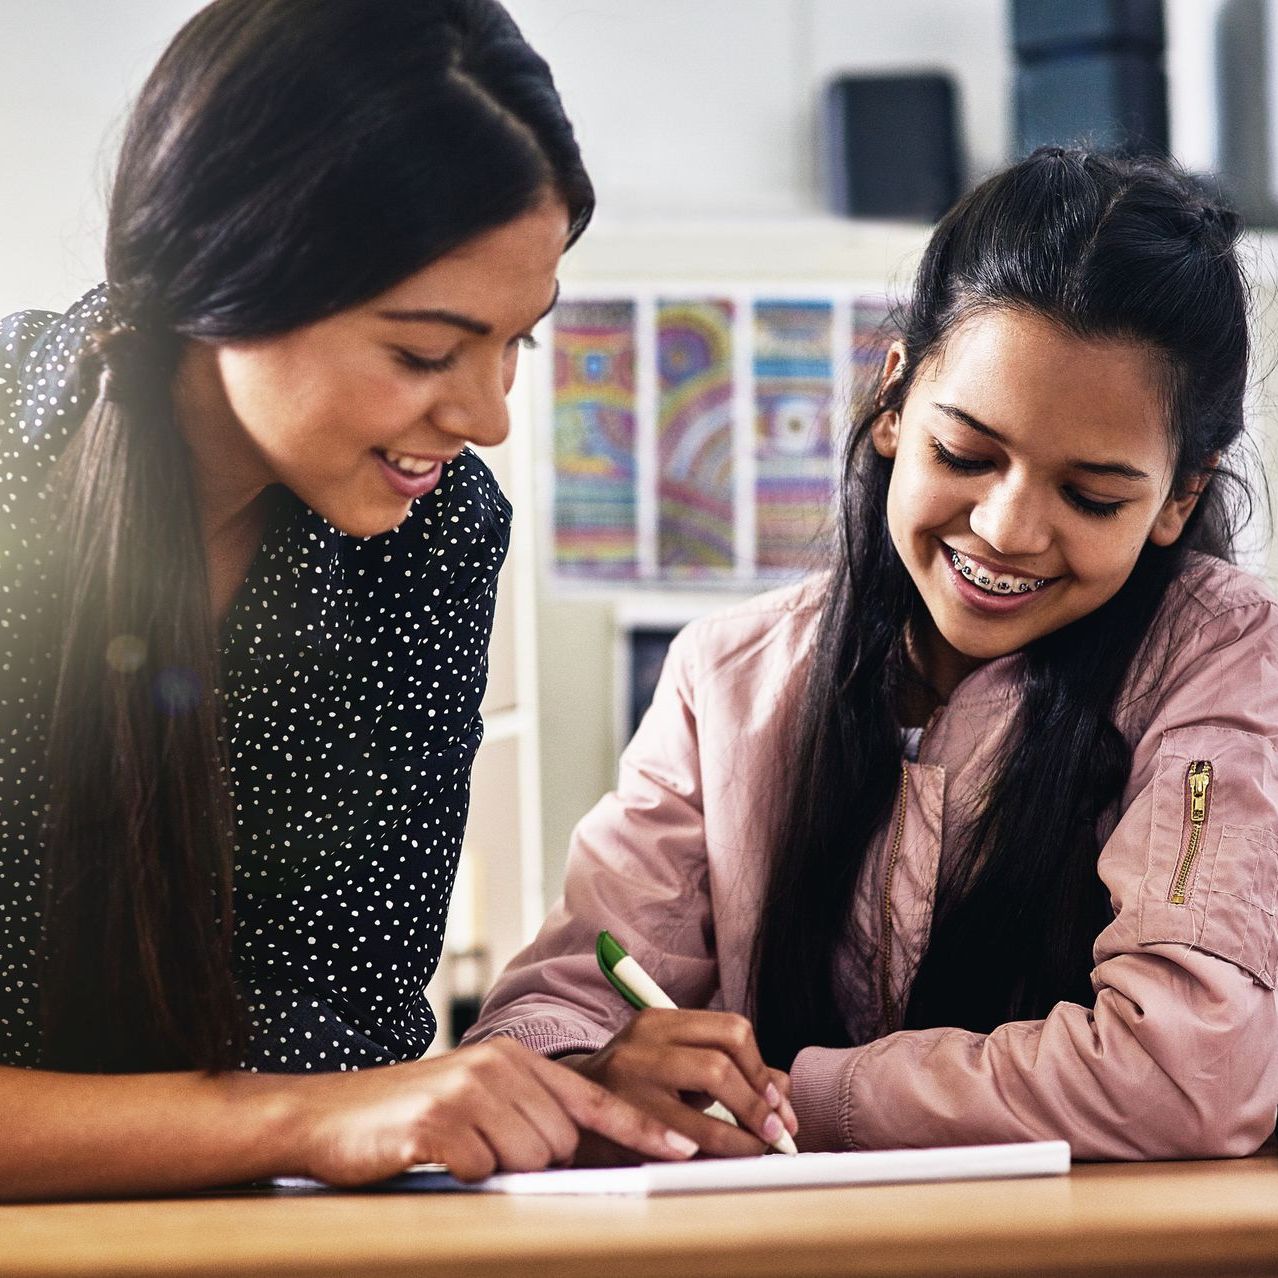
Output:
[{"xmin": 968, "ymin": 476, "xmax": 1053, "ymax": 557}]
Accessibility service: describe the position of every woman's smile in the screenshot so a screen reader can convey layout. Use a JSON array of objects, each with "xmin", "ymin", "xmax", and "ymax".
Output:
[{"xmin": 373, "ymin": 448, "xmax": 447, "ymax": 499}]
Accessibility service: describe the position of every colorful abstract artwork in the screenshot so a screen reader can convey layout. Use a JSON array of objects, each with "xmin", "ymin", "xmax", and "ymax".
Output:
[
  {"xmin": 753, "ymin": 300, "xmax": 834, "ymax": 575},
  {"xmin": 656, "ymin": 299, "xmax": 735, "ymax": 575},
  {"xmin": 551, "ymin": 301, "xmax": 638, "ymax": 579},
  {"xmin": 548, "ymin": 289, "xmax": 897, "ymax": 585}
]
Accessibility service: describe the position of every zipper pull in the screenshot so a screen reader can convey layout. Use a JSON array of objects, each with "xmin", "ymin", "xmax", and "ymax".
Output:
[{"xmin": 1188, "ymin": 762, "xmax": 1211, "ymax": 823}]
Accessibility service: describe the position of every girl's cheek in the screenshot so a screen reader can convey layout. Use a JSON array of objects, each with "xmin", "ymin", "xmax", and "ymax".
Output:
[{"xmin": 907, "ymin": 473, "xmax": 964, "ymax": 523}]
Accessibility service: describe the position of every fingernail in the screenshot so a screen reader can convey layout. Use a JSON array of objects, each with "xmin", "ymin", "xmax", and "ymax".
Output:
[
  {"xmin": 665, "ymin": 1129, "xmax": 699, "ymax": 1157},
  {"xmin": 763, "ymin": 1113, "xmax": 784, "ymax": 1143},
  {"xmin": 765, "ymin": 1083, "xmax": 782, "ymax": 1108}
]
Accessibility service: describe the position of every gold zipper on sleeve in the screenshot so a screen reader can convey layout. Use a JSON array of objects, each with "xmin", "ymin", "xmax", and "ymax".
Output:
[{"xmin": 1169, "ymin": 761, "xmax": 1213, "ymax": 905}]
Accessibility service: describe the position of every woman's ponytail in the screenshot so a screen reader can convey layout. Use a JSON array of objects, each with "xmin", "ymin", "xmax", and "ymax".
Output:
[{"xmin": 38, "ymin": 323, "xmax": 243, "ymax": 1072}]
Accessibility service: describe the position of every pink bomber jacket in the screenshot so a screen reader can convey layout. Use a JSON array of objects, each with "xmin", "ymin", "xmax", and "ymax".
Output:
[{"xmin": 466, "ymin": 555, "xmax": 1278, "ymax": 1159}]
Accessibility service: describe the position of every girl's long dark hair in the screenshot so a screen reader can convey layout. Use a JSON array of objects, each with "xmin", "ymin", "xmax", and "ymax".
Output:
[
  {"xmin": 35, "ymin": 0, "xmax": 592, "ymax": 1073},
  {"xmin": 750, "ymin": 149, "xmax": 1253, "ymax": 1069}
]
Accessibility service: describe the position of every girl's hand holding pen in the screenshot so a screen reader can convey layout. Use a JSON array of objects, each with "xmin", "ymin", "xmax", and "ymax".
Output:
[{"xmin": 565, "ymin": 1009, "xmax": 799, "ymax": 1162}]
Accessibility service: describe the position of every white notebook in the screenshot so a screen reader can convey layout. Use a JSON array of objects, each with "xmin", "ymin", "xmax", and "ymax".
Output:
[{"xmin": 272, "ymin": 1140, "xmax": 1070, "ymax": 1196}]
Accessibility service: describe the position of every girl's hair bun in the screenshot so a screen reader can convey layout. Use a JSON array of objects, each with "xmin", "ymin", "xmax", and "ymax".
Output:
[{"xmin": 1194, "ymin": 200, "xmax": 1242, "ymax": 244}]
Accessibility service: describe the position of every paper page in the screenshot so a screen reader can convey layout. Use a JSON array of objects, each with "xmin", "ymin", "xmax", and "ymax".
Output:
[{"xmin": 271, "ymin": 1140, "xmax": 1070, "ymax": 1196}]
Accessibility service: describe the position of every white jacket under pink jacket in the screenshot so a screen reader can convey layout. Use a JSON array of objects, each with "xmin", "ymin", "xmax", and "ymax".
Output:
[{"xmin": 466, "ymin": 556, "xmax": 1278, "ymax": 1159}]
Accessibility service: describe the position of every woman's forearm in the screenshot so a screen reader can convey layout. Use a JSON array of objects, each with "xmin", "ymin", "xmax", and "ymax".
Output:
[
  {"xmin": 0, "ymin": 1040, "xmax": 699, "ymax": 1200},
  {"xmin": 0, "ymin": 1065, "xmax": 302, "ymax": 1200}
]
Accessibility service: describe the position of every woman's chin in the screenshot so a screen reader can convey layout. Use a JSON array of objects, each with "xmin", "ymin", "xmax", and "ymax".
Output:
[{"xmin": 314, "ymin": 505, "xmax": 412, "ymax": 540}]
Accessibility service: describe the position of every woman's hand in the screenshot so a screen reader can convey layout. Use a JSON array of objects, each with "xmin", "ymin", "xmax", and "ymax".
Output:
[
  {"xmin": 293, "ymin": 1037, "xmax": 699, "ymax": 1185},
  {"xmin": 566, "ymin": 1009, "xmax": 798, "ymax": 1163}
]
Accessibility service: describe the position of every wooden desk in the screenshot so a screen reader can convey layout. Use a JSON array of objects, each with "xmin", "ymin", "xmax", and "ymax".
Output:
[{"xmin": 5, "ymin": 1150, "xmax": 1278, "ymax": 1278}]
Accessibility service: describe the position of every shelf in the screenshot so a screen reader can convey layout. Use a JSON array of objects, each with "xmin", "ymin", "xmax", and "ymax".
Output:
[
  {"xmin": 562, "ymin": 217, "xmax": 932, "ymax": 284},
  {"xmin": 566, "ymin": 217, "xmax": 1278, "ymax": 292}
]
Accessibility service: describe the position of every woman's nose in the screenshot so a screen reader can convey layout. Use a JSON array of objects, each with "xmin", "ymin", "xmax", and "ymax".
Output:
[
  {"xmin": 968, "ymin": 476, "xmax": 1053, "ymax": 556},
  {"xmin": 431, "ymin": 359, "xmax": 511, "ymax": 449}
]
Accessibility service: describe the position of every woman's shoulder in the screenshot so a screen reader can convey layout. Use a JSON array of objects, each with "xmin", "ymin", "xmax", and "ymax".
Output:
[
  {"xmin": 2, "ymin": 286, "xmax": 107, "ymax": 387},
  {"xmin": 2, "ymin": 307, "xmax": 61, "ymax": 431},
  {"xmin": 2, "ymin": 286, "xmax": 107, "ymax": 461}
]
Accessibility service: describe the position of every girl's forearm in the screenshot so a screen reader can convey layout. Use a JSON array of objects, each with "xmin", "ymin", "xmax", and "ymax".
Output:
[{"xmin": 0, "ymin": 1065, "xmax": 305, "ymax": 1200}]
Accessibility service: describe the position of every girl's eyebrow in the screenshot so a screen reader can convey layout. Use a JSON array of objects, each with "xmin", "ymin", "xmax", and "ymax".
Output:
[
  {"xmin": 377, "ymin": 282, "xmax": 561, "ymax": 336},
  {"xmin": 933, "ymin": 402, "xmax": 1151, "ymax": 482}
]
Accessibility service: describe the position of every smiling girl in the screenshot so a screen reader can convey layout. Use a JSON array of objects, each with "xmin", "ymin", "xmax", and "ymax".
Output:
[
  {"xmin": 468, "ymin": 148, "xmax": 1278, "ymax": 1161},
  {"xmin": 0, "ymin": 0, "xmax": 703, "ymax": 1198}
]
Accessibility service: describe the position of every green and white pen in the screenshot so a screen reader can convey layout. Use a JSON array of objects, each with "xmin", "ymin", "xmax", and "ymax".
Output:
[{"xmin": 595, "ymin": 929, "xmax": 798, "ymax": 1156}]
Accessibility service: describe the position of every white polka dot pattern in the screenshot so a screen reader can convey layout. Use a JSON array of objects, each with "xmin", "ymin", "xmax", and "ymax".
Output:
[{"xmin": 0, "ymin": 287, "xmax": 510, "ymax": 1071}]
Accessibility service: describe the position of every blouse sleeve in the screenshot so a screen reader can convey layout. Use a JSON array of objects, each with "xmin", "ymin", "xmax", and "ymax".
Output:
[
  {"xmin": 791, "ymin": 593, "xmax": 1278, "ymax": 1160},
  {"xmin": 1, "ymin": 309, "xmax": 56, "ymax": 443},
  {"xmin": 463, "ymin": 622, "xmax": 718, "ymax": 1058}
]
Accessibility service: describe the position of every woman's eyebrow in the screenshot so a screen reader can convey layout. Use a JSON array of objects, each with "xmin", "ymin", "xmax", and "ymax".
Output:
[
  {"xmin": 934, "ymin": 402, "xmax": 1151, "ymax": 481},
  {"xmin": 377, "ymin": 307, "xmax": 491, "ymax": 335},
  {"xmin": 377, "ymin": 282, "xmax": 561, "ymax": 336}
]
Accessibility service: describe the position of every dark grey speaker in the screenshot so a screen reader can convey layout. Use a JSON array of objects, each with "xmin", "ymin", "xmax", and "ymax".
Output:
[
  {"xmin": 821, "ymin": 73, "xmax": 962, "ymax": 222},
  {"xmin": 1011, "ymin": 0, "xmax": 1168, "ymax": 156},
  {"xmin": 1012, "ymin": 0, "xmax": 1165, "ymax": 57}
]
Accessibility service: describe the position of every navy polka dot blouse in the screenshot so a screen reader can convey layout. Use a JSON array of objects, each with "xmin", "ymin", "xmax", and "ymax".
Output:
[{"xmin": 0, "ymin": 287, "xmax": 510, "ymax": 1072}]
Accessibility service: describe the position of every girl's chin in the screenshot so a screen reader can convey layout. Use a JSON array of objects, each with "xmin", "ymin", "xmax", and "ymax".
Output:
[
  {"xmin": 920, "ymin": 593, "xmax": 1040, "ymax": 662},
  {"xmin": 930, "ymin": 607, "xmax": 1046, "ymax": 662}
]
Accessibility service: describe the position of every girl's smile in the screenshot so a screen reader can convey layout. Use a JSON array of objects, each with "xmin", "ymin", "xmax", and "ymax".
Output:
[
  {"xmin": 942, "ymin": 541, "xmax": 1058, "ymax": 615},
  {"xmin": 871, "ymin": 307, "xmax": 1207, "ymax": 697}
]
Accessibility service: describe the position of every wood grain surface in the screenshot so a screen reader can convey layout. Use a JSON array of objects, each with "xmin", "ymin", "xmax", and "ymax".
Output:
[{"xmin": 4, "ymin": 1148, "xmax": 1278, "ymax": 1278}]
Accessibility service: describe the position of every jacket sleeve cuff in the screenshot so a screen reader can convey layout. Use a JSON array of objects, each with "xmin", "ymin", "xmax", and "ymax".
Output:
[
  {"xmin": 465, "ymin": 1014, "xmax": 610, "ymax": 1061},
  {"xmin": 789, "ymin": 1044, "xmax": 868, "ymax": 1151}
]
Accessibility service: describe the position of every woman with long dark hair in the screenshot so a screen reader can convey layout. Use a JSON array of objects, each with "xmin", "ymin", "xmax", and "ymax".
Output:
[
  {"xmin": 0, "ymin": 0, "xmax": 725, "ymax": 1198},
  {"xmin": 470, "ymin": 148, "xmax": 1278, "ymax": 1160}
]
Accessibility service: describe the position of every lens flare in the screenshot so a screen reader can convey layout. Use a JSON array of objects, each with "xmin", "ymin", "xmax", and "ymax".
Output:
[
  {"xmin": 153, "ymin": 667, "xmax": 202, "ymax": 714},
  {"xmin": 105, "ymin": 634, "xmax": 147, "ymax": 673}
]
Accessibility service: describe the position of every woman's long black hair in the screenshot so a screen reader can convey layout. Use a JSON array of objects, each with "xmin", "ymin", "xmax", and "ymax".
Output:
[
  {"xmin": 34, "ymin": 0, "xmax": 592, "ymax": 1073},
  {"xmin": 750, "ymin": 148, "xmax": 1254, "ymax": 1069}
]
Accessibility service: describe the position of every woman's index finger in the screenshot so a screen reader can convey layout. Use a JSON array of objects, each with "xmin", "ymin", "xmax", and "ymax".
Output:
[{"xmin": 530, "ymin": 1052, "xmax": 699, "ymax": 1161}]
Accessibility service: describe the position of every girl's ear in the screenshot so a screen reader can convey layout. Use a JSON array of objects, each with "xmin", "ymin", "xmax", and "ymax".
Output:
[
  {"xmin": 1148, "ymin": 456, "xmax": 1219, "ymax": 547},
  {"xmin": 870, "ymin": 342, "xmax": 907, "ymax": 459}
]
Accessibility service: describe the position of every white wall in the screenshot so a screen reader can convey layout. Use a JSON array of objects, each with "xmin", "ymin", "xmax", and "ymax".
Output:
[
  {"xmin": 0, "ymin": 1, "xmax": 1237, "ymax": 309},
  {"xmin": 507, "ymin": 0, "xmax": 1010, "ymax": 218},
  {"xmin": 0, "ymin": 0, "xmax": 1021, "ymax": 311},
  {"xmin": 0, "ymin": 0, "xmax": 205, "ymax": 315}
]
